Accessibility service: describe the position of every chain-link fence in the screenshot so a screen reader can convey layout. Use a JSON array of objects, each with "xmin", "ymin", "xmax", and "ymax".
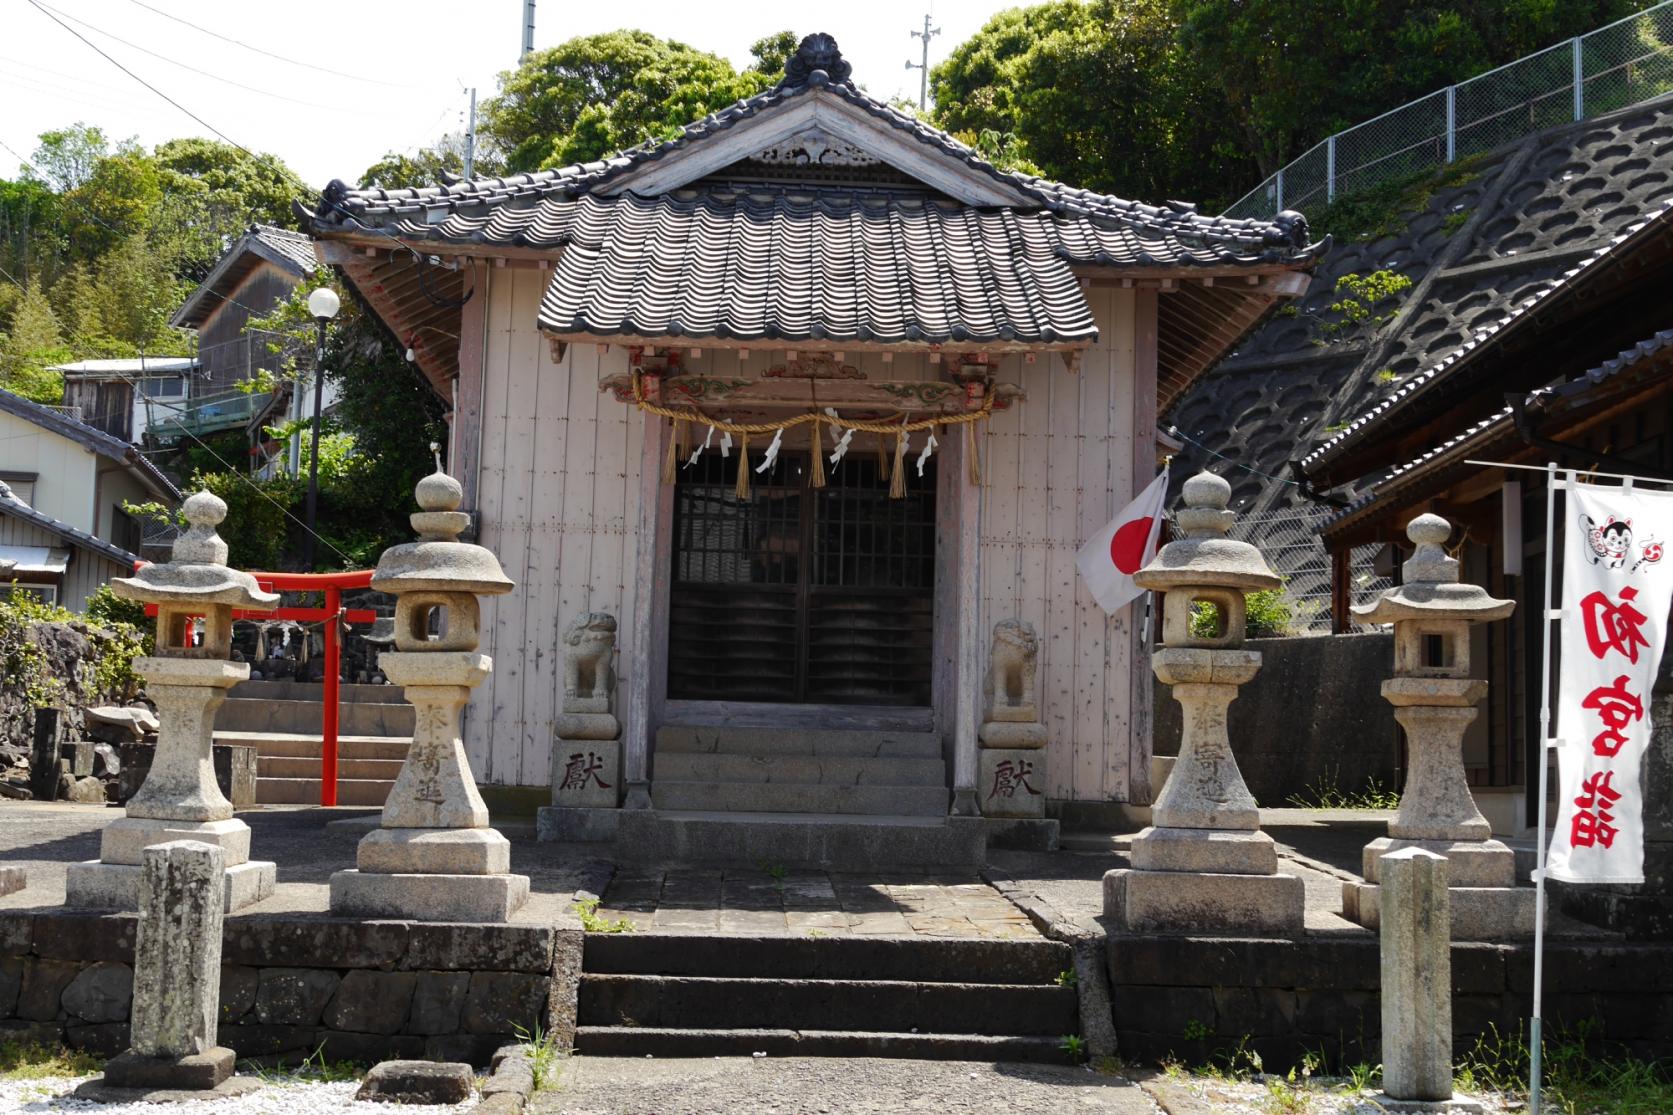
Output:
[
  {"xmin": 1224, "ymin": 2, "xmax": 1673, "ymax": 221},
  {"xmin": 1225, "ymin": 509, "xmax": 1390, "ymax": 634}
]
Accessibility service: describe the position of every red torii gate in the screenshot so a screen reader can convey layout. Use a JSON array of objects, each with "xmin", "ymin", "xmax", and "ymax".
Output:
[{"xmin": 141, "ymin": 566, "xmax": 377, "ymax": 807}]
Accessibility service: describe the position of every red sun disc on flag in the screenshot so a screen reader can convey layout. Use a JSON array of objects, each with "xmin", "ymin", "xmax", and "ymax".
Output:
[{"xmin": 1110, "ymin": 516, "xmax": 1154, "ymax": 574}]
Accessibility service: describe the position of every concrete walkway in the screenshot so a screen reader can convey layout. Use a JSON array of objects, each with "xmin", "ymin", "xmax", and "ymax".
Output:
[{"xmin": 532, "ymin": 1056, "xmax": 1159, "ymax": 1115}]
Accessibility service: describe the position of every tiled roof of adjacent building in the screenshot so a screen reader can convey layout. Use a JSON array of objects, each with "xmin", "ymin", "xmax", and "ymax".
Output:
[
  {"xmin": 0, "ymin": 482, "xmax": 142, "ymax": 568},
  {"xmin": 0, "ymin": 388, "xmax": 180, "ymax": 502},
  {"xmin": 172, "ymin": 224, "xmax": 317, "ymax": 330}
]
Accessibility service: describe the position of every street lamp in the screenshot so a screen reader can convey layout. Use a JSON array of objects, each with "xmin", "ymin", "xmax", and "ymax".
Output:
[{"xmin": 301, "ymin": 287, "xmax": 340, "ymax": 570}]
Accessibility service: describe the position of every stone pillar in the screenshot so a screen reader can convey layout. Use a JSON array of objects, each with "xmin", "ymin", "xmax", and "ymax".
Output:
[
  {"xmin": 978, "ymin": 620, "xmax": 1049, "ymax": 820},
  {"xmin": 538, "ymin": 613, "xmax": 624, "ymax": 843},
  {"xmin": 1103, "ymin": 472, "xmax": 1304, "ymax": 935},
  {"xmin": 330, "ymin": 462, "xmax": 529, "ymax": 923},
  {"xmin": 1381, "ymin": 848, "xmax": 1451, "ymax": 1101},
  {"xmin": 66, "ymin": 492, "xmax": 277, "ymax": 913},
  {"xmin": 1342, "ymin": 514, "xmax": 1532, "ymax": 940},
  {"xmin": 951, "ymin": 445, "xmax": 983, "ymax": 816},
  {"xmin": 98, "ymin": 840, "xmax": 240, "ymax": 1094}
]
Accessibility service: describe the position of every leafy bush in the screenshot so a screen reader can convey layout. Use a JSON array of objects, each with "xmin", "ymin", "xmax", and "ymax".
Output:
[
  {"xmin": 1189, "ymin": 588, "xmax": 1294, "ymax": 640},
  {"xmin": 0, "ymin": 584, "xmax": 149, "ymax": 712}
]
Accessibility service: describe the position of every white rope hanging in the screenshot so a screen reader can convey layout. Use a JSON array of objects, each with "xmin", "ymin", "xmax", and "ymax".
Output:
[
  {"xmin": 916, "ymin": 431, "xmax": 938, "ymax": 477},
  {"xmin": 687, "ymin": 424, "xmax": 716, "ymax": 467},
  {"xmin": 755, "ymin": 426, "xmax": 784, "ymax": 474}
]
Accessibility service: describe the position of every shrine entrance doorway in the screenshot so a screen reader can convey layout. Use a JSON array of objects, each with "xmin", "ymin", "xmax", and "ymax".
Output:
[{"xmin": 667, "ymin": 450, "xmax": 937, "ymax": 707}]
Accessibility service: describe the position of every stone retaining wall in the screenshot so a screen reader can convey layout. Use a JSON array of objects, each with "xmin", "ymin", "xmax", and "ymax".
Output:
[
  {"xmin": 1152, "ymin": 632, "xmax": 1397, "ymax": 807},
  {"xmin": 0, "ymin": 909, "xmax": 582, "ymax": 1066},
  {"xmin": 1108, "ymin": 933, "xmax": 1673, "ymax": 1068}
]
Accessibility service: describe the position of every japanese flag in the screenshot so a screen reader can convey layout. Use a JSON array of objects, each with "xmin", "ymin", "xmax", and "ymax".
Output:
[{"xmin": 1077, "ymin": 468, "xmax": 1169, "ymax": 614}]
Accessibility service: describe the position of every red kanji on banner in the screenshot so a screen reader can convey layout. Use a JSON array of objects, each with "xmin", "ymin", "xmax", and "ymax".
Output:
[
  {"xmin": 1580, "ymin": 586, "xmax": 1652, "ymax": 663},
  {"xmin": 1570, "ymin": 770, "xmax": 1624, "ymax": 849},
  {"xmin": 1582, "ymin": 675, "xmax": 1644, "ymax": 758}
]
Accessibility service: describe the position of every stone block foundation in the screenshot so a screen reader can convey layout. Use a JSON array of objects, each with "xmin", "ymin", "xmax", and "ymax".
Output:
[
  {"xmin": 1107, "ymin": 933, "xmax": 1673, "ymax": 1067},
  {"xmin": 0, "ymin": 908, "xmax": 580, "ymax": 1066}
]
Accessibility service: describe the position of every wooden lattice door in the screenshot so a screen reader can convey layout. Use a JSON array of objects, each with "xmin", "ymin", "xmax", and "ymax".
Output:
[{"xmin": 668, "ymin": 450, "xmax": 936, "ymax": 706}]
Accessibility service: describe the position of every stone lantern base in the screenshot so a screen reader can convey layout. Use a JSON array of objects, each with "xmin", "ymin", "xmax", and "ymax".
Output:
[
  {"xmin": 65, "ymin": 658, "xmax": 275, "ymax": 913},
  {"xmin": 1104, "ymin": 827, "xmax": 1305, "ymax": 935},
  {"xmin": 1342, "ymin": 837, "xmax": 1535, "ymax": 939}
]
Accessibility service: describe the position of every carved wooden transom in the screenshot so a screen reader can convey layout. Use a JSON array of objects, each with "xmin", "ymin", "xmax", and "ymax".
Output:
[{"xmin": 750, "ymin": 130, "xmax": 880, "ymax": 168}]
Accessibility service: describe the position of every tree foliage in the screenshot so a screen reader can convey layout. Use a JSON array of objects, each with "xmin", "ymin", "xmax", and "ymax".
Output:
[
  {"xmin": 932, "ymin": 0, "xmax": 1642, "ymax": 211},
  {"xmin": 482, "ymin": 30, "xmax": 777, "ymax": 172}
]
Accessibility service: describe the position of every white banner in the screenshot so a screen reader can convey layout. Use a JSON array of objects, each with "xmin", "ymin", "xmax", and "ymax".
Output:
[{"xmin": 1548, "ymin": 481, "xmax": 1673, "ymax": 884}]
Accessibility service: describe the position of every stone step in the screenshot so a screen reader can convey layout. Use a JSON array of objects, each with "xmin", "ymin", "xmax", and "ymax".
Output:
[
  {"xmin": 583, "ymin": 933, "xmax": 1072, "ymax": 985},
  {"xmin": 230, "ymin": 679, "xmax": 400, "ymax": 704},
  {"xmin": 653, "ymin": 753, "xmax": 946, "ymax": 786},
  {"xmin": 651, "ymin": 781, "xmax": 948, "ymax": 817},
  {"xmin": 215, "ymin": 731, "xmax": 412, "ymax": 761},
  {"xmin": 258, "ymin": 756, "xmax": 407, "ymax": 780},
  {"xmin": 572, "ymin": 1027, "xmax": 1073, "ymax": 1063},
  {"xmin": 255, "ymin": 776, "xmax": 396, "ymax": 806},
  {"xmin": 214, "ymin": 697, "xmax": 414, "ymax": 737},
  {"xmin": 578, "ymin": 974, "xmax": 1078, "ymax": 1036},
  {"xmin": 615, "ymin": 810, "xmax": 985, "ymax": 869},
  {"xmin": 656, "ymin": 726, "xmax": 942, "ymax": 759}
]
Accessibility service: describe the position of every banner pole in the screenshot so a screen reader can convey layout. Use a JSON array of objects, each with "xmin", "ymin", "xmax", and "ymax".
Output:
[{"xmin": 1529, "ymin": 461, "xmax": 1561, "ymax": 1115}]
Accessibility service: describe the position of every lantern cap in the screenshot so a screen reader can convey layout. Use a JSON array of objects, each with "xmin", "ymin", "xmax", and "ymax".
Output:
[
  {"xmin": 371, "ymin": 467, "xmax": 513, "ymax": 596},
  {"xmin": 1133, "ymin": 470, "xmax": 1281, "ymax": 592},
  {"xmin": 110, "ymin": 490, "xmax": 280, "ymax": 610},
  {"xmin": 1352, "ymin": 512, "xmax": 1513, "ymax": 624}
]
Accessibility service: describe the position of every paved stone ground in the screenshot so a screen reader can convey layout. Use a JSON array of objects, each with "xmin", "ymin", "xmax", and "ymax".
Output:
[
  {"xmin": 531, "ymin": 1056, "xmax": 1160, "ymax": 1114},
  {"xmin": 595, "ymin": 867, "xmax": 1041, "ymax": 938},
  {"xmin": 0, "ymin": 803, "xmax": 613, "ymax": 917}
]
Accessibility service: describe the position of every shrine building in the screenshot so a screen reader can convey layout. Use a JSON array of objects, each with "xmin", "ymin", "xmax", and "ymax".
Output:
[{"xmin": 304, "ymin": 34, "xmax": 1320, "ymax": 848}]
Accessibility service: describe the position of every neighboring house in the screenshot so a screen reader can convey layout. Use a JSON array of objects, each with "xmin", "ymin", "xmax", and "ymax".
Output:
[
  {"xmin": 54, "ymin": 356, "xmax": 197, "ymax": 443},
  {"xmin": 0, "ymin": 388, "xmax": 181, "ymax": 608},
  {"xmin": 166, "ymin": 224, "xmax": 326, "ymax": 469},
  {"xmin": 1168, "ymin": 94, "xmax": 1673, "ymax": 627},
  {"xmin": 1170, "ymin": 94, "xmax": 1673, "ymax": 834},
  {"xmin": 303, "ymin": 34, "xmax": 1320, "ymax": 822}
]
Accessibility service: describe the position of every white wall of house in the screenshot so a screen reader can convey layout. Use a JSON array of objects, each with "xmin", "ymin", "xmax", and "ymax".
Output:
[
  {"xmin": 0, "ymin": 409, "xmax": 99, "ymax": 533},
  {"xmin": 464, "ymin": 267, "xmax": 1152, "ymax": 802}
]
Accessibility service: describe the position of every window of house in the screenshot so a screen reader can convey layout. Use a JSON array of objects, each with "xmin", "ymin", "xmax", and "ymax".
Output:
[
  {"xmin": 141, "ymin": 376, "xmax": 185, "ymax": 398},
  {"xmin": 0, "ymin": 471, "xmax": 36, "ymax": 505},
  {"xmin": 112, "ymin": 506, "xmax": 142, "ymax": 556}
]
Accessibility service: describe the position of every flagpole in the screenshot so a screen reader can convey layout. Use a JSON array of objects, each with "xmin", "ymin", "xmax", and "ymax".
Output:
[{"xmin": 1529, "ymin": 461, "xmax": 1561, "ymax": 1115}]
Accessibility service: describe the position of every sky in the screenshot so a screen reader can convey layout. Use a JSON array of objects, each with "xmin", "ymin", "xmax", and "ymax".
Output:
[{"xmin": 4, "ymin": 0, "xmax": 1010, "ymax": 190}]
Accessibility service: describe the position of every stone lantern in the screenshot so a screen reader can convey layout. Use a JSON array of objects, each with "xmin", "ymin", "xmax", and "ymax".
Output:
[
  {"xmin": 329, "ymin": 462, "xmax": 529, "ymax": 922},
  {"xmin": 66, "ymin": 492, "xmax": 279, "ymax": 912},
  {"xmin": 1103, "ymin": 472, "xmax": 1304, "ymax": 934},
  {"xmin": 1342, "ymin": 512, "xmax": 1533, "ymax": 938}
]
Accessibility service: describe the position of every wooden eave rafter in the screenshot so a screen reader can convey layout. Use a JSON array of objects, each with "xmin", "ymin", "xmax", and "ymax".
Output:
[{"xmin": 331, "ymin": 250, "xmax": 467, "ymax": 396}]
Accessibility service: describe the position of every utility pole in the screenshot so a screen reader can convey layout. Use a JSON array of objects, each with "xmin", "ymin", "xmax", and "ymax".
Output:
[
  {"xmin": 463, "ymin": 88, "xmax": 477, "ymax": 179},
  {"xmin": 521, "ymin": 0, "xmax": 536, "ymax": 61},
  {"xmin": 906, "ymin": 14, "xmax": 940, "ymax": 111}
]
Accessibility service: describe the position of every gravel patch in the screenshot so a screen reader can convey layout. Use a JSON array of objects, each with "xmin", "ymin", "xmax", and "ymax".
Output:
[
  {"xmin": 528, "ymin": 1056, "xmax": 1160, "ymax": 1114},
  {"xmin": 0, "ymin": 1073, "xmax": 477, "ymax": 1113}
]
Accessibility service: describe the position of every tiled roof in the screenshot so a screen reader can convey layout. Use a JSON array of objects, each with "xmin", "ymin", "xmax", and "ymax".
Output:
[
  {"xmin": 0, "ymin": 484, "xmax": 140, "ymax": 568},
  {"xmin": 0, "ymin": 389, "xmax": 180, "ymax": 502},
  {"xmin": 1322, "ymin": 327, "xmax": 1673, "ymax": 535},
  {"xmin": 172, "ymin": 224, "xmax": 316, "ymax": 330},
  {"xmin": 1299, "ymin": 195, "xmax": 1673, "ymax": 472},
  {"xmin": 310, "ymin": 58, "xmax": 1316, "ymax": 271},
  {"xmin": 536, "ymin": 190, "xmax": 1099, "ymax": 346}
]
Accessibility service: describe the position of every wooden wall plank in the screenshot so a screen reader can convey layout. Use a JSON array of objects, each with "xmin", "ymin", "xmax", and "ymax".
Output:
[
  {"xmin": 466, "ymin": 267, "xmax": 511, "ymax": 777},
  {"xmin": 1128, "ymin": 288, "xmax": 1161, "ymax": 805}
]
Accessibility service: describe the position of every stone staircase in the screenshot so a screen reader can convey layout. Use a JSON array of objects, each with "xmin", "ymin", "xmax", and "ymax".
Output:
[
  {"xmin": 623, "ymin": 726, "xmax": 983, "ymax": 868},
  {"xmin": 212, "ymin": 679, "xmax": 413, "ymax": 806},
  {"xmin": 575, "ymin": 932, "xmax": 1078, "ymax": 1061}
]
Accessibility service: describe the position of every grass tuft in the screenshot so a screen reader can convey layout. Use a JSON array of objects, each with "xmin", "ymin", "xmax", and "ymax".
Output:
[{"xmin": 0, "ymin": 1041, "xmax": 101, "ymax": 1080}]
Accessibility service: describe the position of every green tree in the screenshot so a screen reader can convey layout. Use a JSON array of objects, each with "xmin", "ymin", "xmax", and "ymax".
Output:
[
  {"xmin": 358, "ymin": 133, "xmax": 483, "ymax": 189},
  {"xmin": 28, "ymin": 124, "xmax": 109, "ymax": 192},
  {"xmin": 152, "ymin": 138, "xmax": 302, "ymax": 280},
  {"xmin": 749, "ymin": 31, "xmax": 799, "ymax": 75},
  {"xmin": 482, "ymin": 30, "xmax": 775, "ymax": 172},
  {"xmin": 0, "ymin": 279, "xmax": 71, "ymax": 403}
]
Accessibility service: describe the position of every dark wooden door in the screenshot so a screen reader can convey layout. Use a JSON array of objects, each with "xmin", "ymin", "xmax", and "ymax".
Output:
[{"xmin": 668, "ymin": 449, "xmax": 936, "ymax": 706}]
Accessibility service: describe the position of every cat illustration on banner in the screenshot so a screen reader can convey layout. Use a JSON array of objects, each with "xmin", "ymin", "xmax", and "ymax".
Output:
[{"xmin": 1581, "ymin": 514, "xmax": 1662, "ymax": 572}]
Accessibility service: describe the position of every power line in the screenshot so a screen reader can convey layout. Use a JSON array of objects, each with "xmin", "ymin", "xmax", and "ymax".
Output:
[
  {"xmin": 124, "ymin": 0, "xmax": 428, "ymax": 91},
  {"xmin": 32, "ymin": 1, "xmax": 388, "ymax": 115}
]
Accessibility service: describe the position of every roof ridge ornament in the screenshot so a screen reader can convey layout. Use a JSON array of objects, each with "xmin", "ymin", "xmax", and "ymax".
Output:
[{"xmin": 780, "ymin": 32, "xmax": 852, "ymax": 89}]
